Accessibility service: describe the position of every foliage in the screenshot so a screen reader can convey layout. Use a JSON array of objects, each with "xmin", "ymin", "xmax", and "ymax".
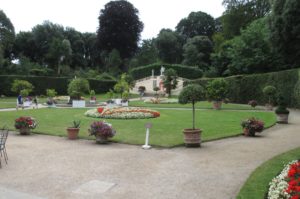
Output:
[
  {"xmin": 162, "ymin": 68, "xmax": 178, "ymax": 96},
  {"xmin": 130, "ymin": 63, "xmax": 203, "ymax": 80},
  {"xmin": 263, "ymin": 85, "xmax": 277, "ymax": 104},
  {"xmin": 103, "ymin": 49, "xmax": 122, "ymax": 74},
  {"xmin": 248, "ymin": 100, "xmax": 257, "ymax": 108},
  {"xmin": 89, "ymin": 121, "xmax": 116, "ymax": 138},
  {"xmin": 20, "ymin": 89, "xmax": 29, "ymax": 97},
  {"xmin": 113, "ymin": 73, "xmax": 130, "ymax": 98},
  {"xmin": 14, "ymin": 116, "xmax": 37, "ymax": 129},
  {"xmin": 179, "ymin": 84, "xmax": 205, "ymax": 129},
  {"xmin": 275, "ymin": 95, "xmax": 290, "ymax": 114},
  {"xmin": 222, "ymin": 0, "xmax": 271, "ymax": 39},
  {"xmin": 227, "ymin": 18, "xmax": 273, "ymax": 75},
  {"xmin": 0, "ymin": 10, "xmax": 15, "ymax": 60},
  {"xmin": 241, "ymin": 117, "xmax": 264, "ymax": 136},
  {"xmin": 11, "ymin": 79, "xmax": 34, "ymax": 94},
  {"xmin": 176, "ymin": 11, "xmax": 215, "ymax": 41},
  {"xmin": 67, "ymin": 78, "xmax": 90, "ymax": 99},
  {"xmin": 269, "ymin": 0, "xmax": 300, "ymax": 68},
  {"xmin": 187, "ymin": 68, "xmax": 300, "ymax": 108},
  {"xmin": 206, "ymin": 79, "xmax": 229, "ymax": 101},
  {"xmin": 97, "ymin": 0, "xmax": 143, "ymax": 59},
  {"xmin": 90, "ymin": 90, "xmax": 96, "ymax": 97},
  {"xmin": 182, "ymin": 36, "xmax": 213, "ymax": 69},
  {"xmin": 46, "ymin": 89, "xmax": 57, "ymax": 98},
  {"xmin": 70, "ymin": 120, "xmax": 81, "ymax": 128},
  {"xmin": 155, "ymin": 29, "xmax": 183, "ymax": 64}
]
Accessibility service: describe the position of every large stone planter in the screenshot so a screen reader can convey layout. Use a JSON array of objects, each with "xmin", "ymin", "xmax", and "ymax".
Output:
[
  {"xmin": 19, "ymin": 127, "xmax": 31, "ymax": 135},
  {"xmin": 96, "ymin": 135, "xmax": 108, "ymax": 144},
  {"xmin": 276, "ymin": 113, "xmax": 289, "ymax": 124},
  {"xmin": 66, "ymin": 128, "xmax": 80, "ymax": 140},
  {"xmin": 212, "ymin": 101, "xmax": 222, "ymax": 110},
  {"xmin": 183, "ymin": 128, "xmax": 202, "ymax": 147}
]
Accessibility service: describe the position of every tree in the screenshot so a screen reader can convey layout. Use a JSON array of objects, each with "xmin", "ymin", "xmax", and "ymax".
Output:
[
  {"xmin": 227, "ymin": 18, "xmax": 273, "ymax": 74},
  {"xmin": 113, "ymin": 73, "xmax": 130, "ymax": 98},
  {"xmin": 162, "ymin": 68, "xmax": 178, "ymax": 97},
  {"xmin": 222, "ymin": 0, "xmax": 271, "ymax": 39},
  {"xmin": 97, "ymin": 0, "xmax": 144, "ymax": 59},
  {"xmin": 182, "ymin": 36, "xmax": 213, "ymax": 69},
  {"xmin": 0, "ymin": 10, "xmax": 15, "ymax": 60},
  {"xmin": 67, "ymin": 78, "xmax": 90, "ymax": 100},
  {"xmin": 11, "ymin": 80, "xmax": 34, "ymax": 94},
  {"xmin": 269, "ymin": 0, "xmax": 300, "ymax": 68},
  {"xmin": 176, "ymin": 11, "xmax": 215, "ymax": 41},
  {"xmin": 155, "ymin": 29, "xmax": 183, "ymax": 64}
]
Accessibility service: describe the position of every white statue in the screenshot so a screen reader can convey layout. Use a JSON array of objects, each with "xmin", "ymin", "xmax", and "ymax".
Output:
[
  {"xmin": 160, "ymin": 66, "xmax": 165, "ymax": 76},
  {"xmin": 152, "ymin": 69, "xmax": 154, "ymax": 77}
]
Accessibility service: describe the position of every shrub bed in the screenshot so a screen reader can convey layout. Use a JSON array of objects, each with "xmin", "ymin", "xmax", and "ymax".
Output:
[
  {"xmin": 130, "ymin": 63, "xmax": 203, "ymax": 80},
  {"xmin": 85, "ymin": 107, "xmax": 160, "ymax": 119}
]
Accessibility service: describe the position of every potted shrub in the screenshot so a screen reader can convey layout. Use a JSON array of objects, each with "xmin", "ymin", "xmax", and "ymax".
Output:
[
  {"xmin": 275, "ymin": 95, "xmax": 290, "ymax": 124},
  {"xmin": 66, "ymin": 120, "xmax": 81, "ymax": 140},
  {"xmin": 46, "ymin": 89, "xmax": 57, "ymax": 107},
  {"xmin": 15, "ymin": 116, "xmax": 37, "ymax": 135},
  {"xmin": 90, "ymin": 90, "xmax": 96, "ymax": 104},
  {"xmin": 121, "ymin": 91, "xmax": 129, "ymax": 106},
  {"xmin": 67, "ymin": 78, "xmax": 90, "ymax": 107},
  {"xmin": 263, "ymin": 85, "xmax": 276, "ymax": 110},
  {"xmin": 206, "ymin": 79, "xmax": 229, "ymax": 110},
  {"xmin": 179, "ymin": 84, "xmax": 205, "ymax": 147},
  {"xmin": 89, "ymin": 121, "xmax": 116, "ymax": 144},
  {"xmin": 248, "ymin": 100, "xmax": 258, "ymax": 108},
  {"xmin": 241, "ymin": 117, "xmax": 264, "ymax": 137},
  {"xmin": 138, "ymin": 86, "xmax": 146, "ymax": 99}
]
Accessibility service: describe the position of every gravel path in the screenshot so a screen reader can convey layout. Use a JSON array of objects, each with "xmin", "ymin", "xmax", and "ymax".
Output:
[{"xmin": 0, "ymin": 110, "xmax": 299, "ymax": 199}]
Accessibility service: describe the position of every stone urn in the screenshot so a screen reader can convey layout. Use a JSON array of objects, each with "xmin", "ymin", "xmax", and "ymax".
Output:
[
  {"xmin": 212, "ymin": 101, "xmax": 222, "ymax": 110},
  {"xmin": 183, "ymin": 128, "xmax": 202, "ymax": 147},
  {"xmin": 19, "ymin": 127, "xmax": 31, "ymax": 135},
  {"xmin": 66, "ymin": 128, "xmax": 80, "ymax": 140}
]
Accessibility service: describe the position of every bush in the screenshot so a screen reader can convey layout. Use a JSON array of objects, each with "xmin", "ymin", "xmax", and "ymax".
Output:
[
  {"xmin": 11, "ymin": 79, "xmax": 34, "ymax": 94},
  {"xmin": 263, "ymin": 86, "xmax": 277, "ymax": 105},
  {"xmin": 46, "ymin": 89, "xmax": 57, "ymax": 98},
  {"xmin": 206, "ymin": 78, "xmax": 229, "ymax": 101},
  {"xmin": 67, "ymin": 78, "xmax": 90, "ymax": 99},
  {"xmin": 130, "ymin": 63, "xmax": 203, "ymax": 80}
]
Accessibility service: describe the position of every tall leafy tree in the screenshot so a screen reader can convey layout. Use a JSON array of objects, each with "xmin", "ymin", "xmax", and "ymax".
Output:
[
  {"xmin": 222, "ymin": 0, "xmax": 271, "ymax": 39},
  {"xmin": 97, "ymin": 0, "xmax": 144, "ymax": 60},
  {"xmin": 0, "ymin": 10, "xmax": 15, "ymax": 60},
  {"xmin": 155, "ymin": 29, "xmax": 183, "ymax": 64},
  {"xmin": 182, "ymin": 36, "xmax": 213, "ymax": 69},
  {"xmin": 130, "ymin": 39, "xmax": 159, "ymax": 67},
  {"xmin": 269, "ymin": 0, "xmax": 300, "ymax": 68},
  {"xmin": 176, "ymin": 11, "xmax": 215, "ymax": 41},
  {"xmin": 163, "ymin": 68, "xmax": 178, "ymax": 97}
]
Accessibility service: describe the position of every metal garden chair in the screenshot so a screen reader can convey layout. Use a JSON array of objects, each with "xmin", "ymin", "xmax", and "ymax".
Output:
[{"xmin": 0, "ymin": 129, "xmax": 9, "ymax": 168}]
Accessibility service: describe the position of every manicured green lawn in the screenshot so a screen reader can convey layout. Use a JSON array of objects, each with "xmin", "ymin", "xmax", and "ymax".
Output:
[
  {"xmin": 237, "ymin": 147, "xmax": 300, "ymax": 199},
  {"xmin": 0, "ymin": 108, "xmax": 275, "ymax": 147},
  {"xmin": 129, "ymin": 100, "xmax": 261, "ymax": 110}
]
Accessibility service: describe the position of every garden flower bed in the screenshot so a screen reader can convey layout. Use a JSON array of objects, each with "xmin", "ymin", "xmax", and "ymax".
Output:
[
  {"xmin": 268, "ymin": 160, "xmax": 300, "ymax": 199},
  {"xmin": 85, "ymin": 107, "xmax": 160, "ymax": 119}
]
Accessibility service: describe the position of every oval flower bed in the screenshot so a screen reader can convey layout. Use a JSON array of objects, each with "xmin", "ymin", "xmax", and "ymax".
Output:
[
  {"xmin": 267, "ymin": 160, "xmax": 300, "ymax": 199},
  {"xmin": 85, "ymin": 107, "xmax": 160, "ymax": 119}
]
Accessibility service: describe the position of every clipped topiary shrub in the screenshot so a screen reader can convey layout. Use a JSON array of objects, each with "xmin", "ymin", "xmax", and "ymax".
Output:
[{"xmin": 67, "ymin": 78, "xmax": 90, "ymax": 100}]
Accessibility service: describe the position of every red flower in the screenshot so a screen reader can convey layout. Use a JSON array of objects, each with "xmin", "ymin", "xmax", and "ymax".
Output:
[{"xmin": 97, "ymin": 107, "xmax": 104, "ymax": 113}]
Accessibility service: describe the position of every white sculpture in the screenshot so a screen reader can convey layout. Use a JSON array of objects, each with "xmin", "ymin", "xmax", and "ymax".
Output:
[{"xmin": 160, "ymin": 66, "xmax": 165, "ymax": 76}]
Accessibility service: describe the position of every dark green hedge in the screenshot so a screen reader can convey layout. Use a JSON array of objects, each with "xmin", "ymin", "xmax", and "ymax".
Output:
[
  {"xmin": 130, "ymin": 63, "xmax": 203, "ymax": 80},
  {"xmin": 186, "ymin": 68, "xmax": 300, "ymax": 108},
  {"xmin": 0, "ymin": 75, "xmax": 116, "ymax": 96}
]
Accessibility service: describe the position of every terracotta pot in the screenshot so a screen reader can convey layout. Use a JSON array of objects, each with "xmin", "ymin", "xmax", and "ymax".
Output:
[
  {"xmin": 243, "ymin": 128, "xmax": 250, "ymax": 136},
  {"xmin": 183, "ymin": 128, "xmax": 202, "ymax": 147},
  {"xmin": 276, "ymin": 113, "xmax": 289, "ymax": 124},
  {"xmin": 212, "ymin": 101, "xmax": 222, "ymax": 110},
  {"xmin": 96, "ymin": 135, "xmax": 108, "ymax": 144},
  {"xmin": 20, "ymin": 127, "xmax": 31, "ymax": 135},
  {"xmin": 66, "ymin": 128, "xmax": 80, "ymax": 140}
]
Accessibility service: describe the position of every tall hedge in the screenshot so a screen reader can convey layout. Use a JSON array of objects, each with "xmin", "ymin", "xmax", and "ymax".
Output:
[
  {"xmin": 130, "ymin": 63, "xmax": 203, "ymax": 80},
  {"xmin": 186, "ymin": 68, "xmax": 300, "ymax": 108},
  {"xmin": 0, "ymin": 75, "xmax": 116, "ymax": 96}
]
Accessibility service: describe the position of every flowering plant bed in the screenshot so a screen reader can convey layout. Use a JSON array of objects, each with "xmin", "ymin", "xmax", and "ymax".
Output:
[
  {"xmin": 267, "ymin": 160, "xmax": 300, "ymax": 199},
  {"xmin": 85, "ymin": 107, "xmax": 160, "ymax": 119},
  {"xmin": 15, "ymin": 116, "xmax": 37, "ymax": 129}
]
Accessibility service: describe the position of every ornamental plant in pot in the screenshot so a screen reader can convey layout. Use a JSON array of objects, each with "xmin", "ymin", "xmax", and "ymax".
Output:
[
  {"xmin": 67, "ymin": 78, "xmax": 90, "ymax": 104},
  {"xmin": 179, "ymin": 84, "xmax": 205, "ymax": 147},
  {"xmin": 206, "ymin": 79, "xmax": 229, "ymax": 110},
  {"xmin": 275, "ymin": 95, "xmax": 290, "ymax": 124},
  {"xmin": 66, "ymin": 120, "xmax": 81, "ymax": 140},
  {"xmin": 15, "ymin": 116, "xmax": 37, "ymax": 135},
  {"xmin": 263, "ymin": 85, "xmax": 276, "ymax": 111},
  {"xmin": 89, "ymin": 121, "xmax": 116, "ymax": 144},
  {"xmin": 241, "ymin": 117, "xmax": 264, "ymax": 137}
]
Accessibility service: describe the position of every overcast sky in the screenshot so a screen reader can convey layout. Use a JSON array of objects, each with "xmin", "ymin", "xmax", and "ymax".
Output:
[{"xmin": 0, "ymin": 0, "xmax": 225, "ymax": 40}]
